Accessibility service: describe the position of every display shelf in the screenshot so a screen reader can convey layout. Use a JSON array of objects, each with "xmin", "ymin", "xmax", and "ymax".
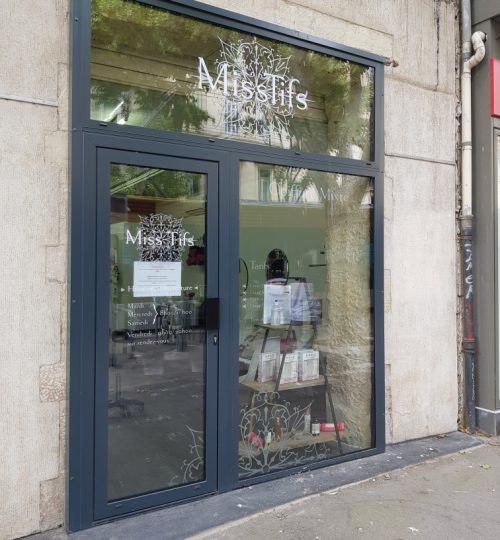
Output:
[
  {"xmin": 240, "ymin": 317, "xmax": 344, "ymax": 456},
  {"xmin": 240, "ymin": 376, "xmax": 326, "ymax": 393},
  {"xmin": 239, "ymin": 430, "xmax": 341, "ymax": 455},
  {"xmin": 254, "ymin": 322, "xmax": 314, "ymax": 330},
  {"xmin": 254, "ymin": 323, "xmax": 291, "ymax": 330}
]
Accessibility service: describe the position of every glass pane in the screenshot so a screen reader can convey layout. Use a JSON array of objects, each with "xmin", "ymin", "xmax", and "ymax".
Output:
[
  {"xmin": 107, "ymin": 163, "xmax": 207, "ymax": 500},
  {"xmin": 91, "ymin": 0, "xmax": 374, "ymax": 160},
  {"xmin": 238, "ymin": 162, "xmax": 373, "ymax": 478}
]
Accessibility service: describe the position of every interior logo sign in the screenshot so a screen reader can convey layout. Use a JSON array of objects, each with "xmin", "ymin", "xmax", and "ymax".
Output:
[{"xmin": 125, "ymin": 213, "xmax": 194, "ymax": 262}]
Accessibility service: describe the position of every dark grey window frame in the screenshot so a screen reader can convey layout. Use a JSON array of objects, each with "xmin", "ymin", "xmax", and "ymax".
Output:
[
  {"xmin": 495, "ymin": 127, "xmax": 500, "ymax": 408},
  {"xmin": 69, "ymin": 0, "xmax": 385, "ymax": 531}
]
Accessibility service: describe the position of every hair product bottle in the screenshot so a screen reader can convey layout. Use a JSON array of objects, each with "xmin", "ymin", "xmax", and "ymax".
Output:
[
  {"xmin": 303, "ymin": 406, "xmax": 311, "ymax": 433},
  {"xmin": 274, "ymin": 414, "xmax": 282, "ymax": 442}
]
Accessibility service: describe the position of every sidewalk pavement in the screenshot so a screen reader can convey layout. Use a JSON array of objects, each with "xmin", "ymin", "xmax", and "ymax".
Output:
[
  {"xmin": 31, "ymin": 432, "xmax": 499, "ymax": 540},
  {"xmin": 194, "ymin": 436, "xmax": 500, "ymax": 540}
]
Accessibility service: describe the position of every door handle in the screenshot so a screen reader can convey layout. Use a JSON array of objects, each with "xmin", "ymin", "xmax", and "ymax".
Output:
[{"xmin": 205, "ymin": 298, "xmax": 220, "ymax": 330}]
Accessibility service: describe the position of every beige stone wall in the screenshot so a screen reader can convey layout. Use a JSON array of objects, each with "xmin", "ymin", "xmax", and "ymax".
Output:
[
  {"xmin": 0, "ymin": 1, "xmax": 70, "ymax": 538},
  {"xmin": 0, "ymin": 0, "xmax": 458, "ymax": 537},
  {"xmin": 200, "ymin": 0, "xmax": 459, "ymax": 443}
]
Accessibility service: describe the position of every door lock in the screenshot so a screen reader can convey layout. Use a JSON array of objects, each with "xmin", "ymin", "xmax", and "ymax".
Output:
[{"xmin": 213, "ymin": 335, "xmax": 218, "ymax": 345}]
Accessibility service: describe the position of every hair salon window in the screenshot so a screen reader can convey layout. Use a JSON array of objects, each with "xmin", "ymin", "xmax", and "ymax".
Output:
[
  {"xmin": 90, "ymin": 0, "xmax": 375, "ymax": 160},
  {"xmin": 238, "ymin": 163, "xmax": 374, "ymax": 477}
]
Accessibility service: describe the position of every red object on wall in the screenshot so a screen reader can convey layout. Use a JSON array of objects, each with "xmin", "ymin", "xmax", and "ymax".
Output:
[{"xmin": 491, "ymin": 59, "xmax": 500, "ymax": 118}]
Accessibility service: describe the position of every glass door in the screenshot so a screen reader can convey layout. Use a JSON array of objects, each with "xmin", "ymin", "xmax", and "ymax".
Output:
[{"xmin": 93, "ymin": 150, "xmax": 218, "ymax": 519}]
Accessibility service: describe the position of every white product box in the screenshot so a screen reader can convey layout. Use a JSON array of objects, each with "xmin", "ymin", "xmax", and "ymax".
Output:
[
  {"xmin": 290, "ymin": 281, "xmax": 313, "ymax": 322},
  {"xmin": 298, "ymin": 349, "xmax": 320, "ymax": 381},
  {"xmin": 276, "ymin": 352, "xmax": 298, "ymax": 384},
  {"xmin": 257, "ymin": 352, "xmax": 277, "ymax": 383}
]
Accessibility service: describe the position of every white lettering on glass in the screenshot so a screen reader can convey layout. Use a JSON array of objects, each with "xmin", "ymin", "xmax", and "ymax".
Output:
[
  {"xmin": 197, "ymin": 38, "xmax": 310, "ymax": 138},
  {"xmin": 125, "ymin": 214, "xmax": 194, "ymax": 262}
]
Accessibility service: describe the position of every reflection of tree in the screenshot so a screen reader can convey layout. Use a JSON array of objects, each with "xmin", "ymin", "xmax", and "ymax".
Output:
[
  {"xmin": 91, "ymin": 0, "xmax": 239, "ymax": 131},
  {"xmin": 92, "ymin": 0, "xmax": 239, "ymax": 56},
  {"xmin": 91, "ymin": 0, "xmax": 374, "ymax": 157},
  {"xmin": 270, "ymin": 42, "xmax": 374, "ymax": 159},
  {"xmin": 91, "ymin": 80, "xmax": 211, "ymax": 133},
  {"xmin": 111, "ymin": 165, "xmax": 203, "ymax": 200},
  {"xmin": 271, "ymin": 167, "xmax": 314, "ymax": 203},
  {"xmin": 264, "ymin": 164, "xmax": 374, "ymax": 449},
  {"xmin": 323, "ymin": 176, "xmax": 373, "ymax": 449}
]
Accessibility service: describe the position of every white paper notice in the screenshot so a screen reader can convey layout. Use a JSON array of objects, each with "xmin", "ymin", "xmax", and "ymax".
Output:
[
  {"xmin": 263, "ymin": 284, "xmax": 291, "ymax": 324},
  {"xmin": 133, "ymin": 261, "xmax": 181, "ymax": 297}
]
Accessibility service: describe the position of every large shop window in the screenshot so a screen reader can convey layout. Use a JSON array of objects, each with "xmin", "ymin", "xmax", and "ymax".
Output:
[
  {"xmin": 90, "ymin": 0, "xmax": 375, "ymax": 160},
  {"xmin": 238, "ymin": 163, "xmax": 374, "ymax": 477}
]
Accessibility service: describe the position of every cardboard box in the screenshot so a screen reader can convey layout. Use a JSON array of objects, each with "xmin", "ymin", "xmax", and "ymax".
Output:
[{"xmin": 276, "ymin": 352, "xmax": 298, "ymax": 384}]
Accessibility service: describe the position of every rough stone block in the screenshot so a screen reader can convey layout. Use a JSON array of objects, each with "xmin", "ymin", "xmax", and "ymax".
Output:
[
  {"xmin": 46, "ymin": 245, "xmax": 67, "ymax": 284},
  {"xmin": 284, "ymin": 0, "xmax": 403, "ymax": 36},
  {"xmin": 1, "ymin": 163, "xmax": 61, "ymax": 246},
  {"xmin": 385, "ymin": 78, "xmax": 456, "ymax": 162},
  {"xmin": 57, "ymin": 62, "xmax": 69, "ymax": 131},
  {"xmin": 385, "ymin": 363, "xmax": 393, "ymax": 444},
  {"xmin": 40, "ymin": 363, "xmax": 66, "ymax": 402},
  {"xmin": 44, "ymin": 130, "xmax": 69, "ymax": 168},
  {"xmin": 40, "ymin": 476, "xmax": 64, "ymax": 531},
  {"xmin": 0, "ymin": 266, "xmax": 61, "ymax": 366},
  {"xmin": 199, "ymin": 0, "xmax": 393, "ymax": 57},
  {"xmin": 390, "ymin": 0, "xmax": 456, "ymax": 93},
  {"xmin": 385, "ymin": 175, "xmax": 394, "ymax": 222},
  {"xmin": 0, "ymin": 100, "xmax": 57, "ymax": 167},
  {"xmin": 0, "ymin": 1, "xmax": 70, "ymax": 100},
  {"xmin": 58, "ymin": 401, "xmax": 67, "ymax": 476},
  {"xmin": 0, "ymin": 394, "xmax": 60, "ymax": 539},
  {"xmin": 384, "ymin": 269, "xmax": 392, "ymax": 313},
  {"xmin": 384, "ymin": 156, "xmax": 458, "ymax": 442},
  {"xmin": 0, "ymin": 90, "xmax": 68, "ymax": 540}
]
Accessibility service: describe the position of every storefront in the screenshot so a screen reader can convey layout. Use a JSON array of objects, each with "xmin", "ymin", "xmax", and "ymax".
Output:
[{"xmin": 69, "ymin": 0, "xmax": 384, "ymax": 530}]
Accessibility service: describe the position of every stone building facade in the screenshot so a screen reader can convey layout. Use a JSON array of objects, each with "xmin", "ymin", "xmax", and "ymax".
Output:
[{"xmin": 0, "ymin": 1, "xmax": 459, "ymax": 538}]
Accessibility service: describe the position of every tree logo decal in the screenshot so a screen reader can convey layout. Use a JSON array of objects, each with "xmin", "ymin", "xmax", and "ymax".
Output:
[
  {"xmin": 125, "ymin": 213, "xmax": 194, "ymax": 262},
  {"xmin": 198, "ymin": 38, "xmax": 310, "ymax": 138}
]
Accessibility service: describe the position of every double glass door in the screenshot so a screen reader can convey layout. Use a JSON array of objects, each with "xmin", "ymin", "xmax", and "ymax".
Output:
[
  {"xmin": 93, "ymin": 149, "xmax": 219, "ymax": 518},
  {"xmin": 84, "ymin": 144, "xmax": 376, "ymax": 523}
]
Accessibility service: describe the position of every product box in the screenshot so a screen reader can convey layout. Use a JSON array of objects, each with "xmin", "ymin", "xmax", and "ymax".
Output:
[
  {"xmin": 297, "ymin": 349, "xmax": 320, "ymax": 381},
  {"xmin": 276, "ymin": 352, "xmax": 298, "ymax": 384},
  {"xmin": 257, "ymin": 352, "xmax": 277, "ymax": 383},
  {"xmin": 320, "ymin": 422, "xmax": 345, "ymax": 432},
  {"xmin": 290, "ymin": 281, "xmax": 313, "ymax": 323}
]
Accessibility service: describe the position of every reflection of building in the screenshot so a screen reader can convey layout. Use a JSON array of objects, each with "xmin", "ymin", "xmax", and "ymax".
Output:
[{"xmin": 0, "ymin": 0, "xmax": 481, "ymax": 538}]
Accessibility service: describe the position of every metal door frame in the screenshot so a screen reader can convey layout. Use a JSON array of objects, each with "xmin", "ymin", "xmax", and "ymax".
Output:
[
  {"xmin": 69, "ymin": 0, "xmax": 385, "ymax": 531},
  {"xmin": 69, "ymin": 133, "xmax": 235, "ymax": 529},
  {"xmin": 92, "ymin": 149, "xmax": 219, "ymax": 519}
]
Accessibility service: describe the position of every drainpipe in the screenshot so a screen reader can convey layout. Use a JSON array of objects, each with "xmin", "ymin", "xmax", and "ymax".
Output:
[{"xmin": 460, "ymin": 0, "xmax": 486, "ymax": 433}]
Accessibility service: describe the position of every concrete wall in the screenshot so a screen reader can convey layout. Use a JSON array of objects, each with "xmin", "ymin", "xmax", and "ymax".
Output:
[
  {"xmin": 0, "ymin": 0, "xmax": 459, "ymax": 537},
  {"xmin": 200, "ymin": 0, "xmax": 459, "ymax": 443},
  {"xmin": 0, "ymin": 1, "xmax": 70, "ymax": 539}
]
